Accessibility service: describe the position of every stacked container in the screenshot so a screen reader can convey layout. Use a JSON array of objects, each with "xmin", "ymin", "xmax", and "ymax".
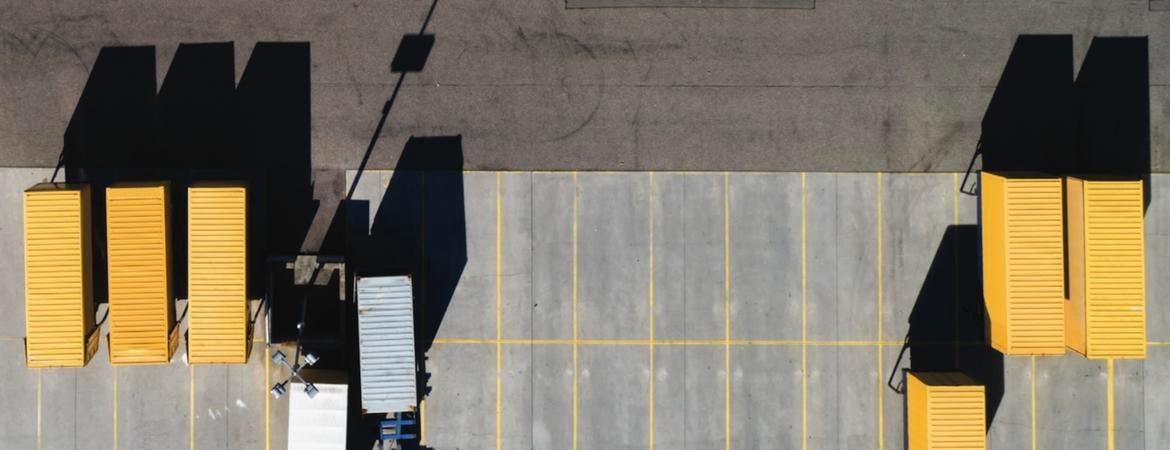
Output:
[
  {"xmin": 23, "ymin": 183, "xmax": 98, "ymax": 367},
  {"xmin": 186, "ymin": 183, "xmax": 249, "ymax": 364},
  {"xmin": 979, "ymin": 172, "xmax": 1066, "ymax": 355},
  {"xmin": 106, "ymin": 183, "xmax": 178, "ymax": 365},
  {"xmin": 1064, "ymin": 177, "xmax": 1146, "ymax": 359}
]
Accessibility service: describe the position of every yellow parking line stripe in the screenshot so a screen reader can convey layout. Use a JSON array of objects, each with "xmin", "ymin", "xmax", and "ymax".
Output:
[
  {"xmin": 572, "ymin": 172, "xmax": 579, "ymax": 450},
  {"xmin": 1107, "ymin": 358, "xmax": 1115, "ymax": 450},
  {"xmin": 496, "ymin": 172, "xmax": 503, "ymax": 450},
  {"xmin": 801, "ymin": 172, "xmax": 808, "ymax": 450},
  {"xmin": 723, "ymin": 172, "xmax": 731, "ymax": 450},
  {"xmin": 648, "ymin": 172, "xmax": 656, "ymax": 450},
  {"xmin": 876, "ymin": 172, "xmax": 884, "ymax": 450},
  {"xmin": 419, "ymin": 398, "xmax": 426, "ymax": 445}
]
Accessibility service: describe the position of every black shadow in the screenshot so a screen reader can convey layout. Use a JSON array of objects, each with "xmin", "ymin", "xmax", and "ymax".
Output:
[
  {"xmin": 61, "ymin": 42, "xmax": 315, "ymax": 312},
  {"xmin": 1074, "ymin": 37, "xmax": 1151, "ymax": 211},
  {"xmin": 346, "ymin": 136, "xmax": 465, "ymax": 450},
  {"xmin": 978, "ymin": 35, "xmax": 1076, "ymax": 174},
  {"xmin": 62, "ymin": 46, "xmax": 158, "ymax": 304},
  {"xmin": 890, "ymin": 225, "xmax": 1004, "ymax": 439}
]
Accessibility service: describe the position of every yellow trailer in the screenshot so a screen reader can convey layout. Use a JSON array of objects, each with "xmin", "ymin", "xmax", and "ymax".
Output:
[
  {"xmin": 980, "ymin": 172, "xmax": 1066, "ymax": 355},
  {"xmin": 23, "ymin": 183, "xmax": 99, "ymax": 368},
  {"xmin": 106, "ymin": 183, "xmax": 178, "ymax": 365},
  {"xmin": 1065, "ymin": 177, "xmax": 1145, "ymax": 359},
  {"xmin": 907, "ymin": 371, "xmax": 986, "ymax": 450},
  {"xmin": 187, "ymin": 183, "xmax": 249, "ymax": 364}
]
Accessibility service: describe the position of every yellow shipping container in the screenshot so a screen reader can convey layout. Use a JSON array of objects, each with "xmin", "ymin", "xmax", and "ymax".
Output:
[
  {"xmin": 23, "ymin": 183, "xmax": 98, "ymax": 368},
  {"xmin": 980, "ymin": 172, "xmax": 1066, "ymax": 355},
  {"xmin": 907, "ymin": 371, "xmax": 986, "ymax": 450},
  {"xmin": 106, "ymin": 183, "xmax": 178, "ymax": 365},
  {"xmin": 187, "ymin": 183, "xmax": 248, "ymax": 364},
  {"xmin": 1065, "ymin": 177, "xmax": 1146, "ymax": 359}
]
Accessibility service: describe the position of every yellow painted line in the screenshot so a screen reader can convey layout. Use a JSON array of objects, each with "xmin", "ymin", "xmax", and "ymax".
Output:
[
  {"xmin": 800, "ymin": 172, "xmax": 808, "ymax": 450},
  {"xmin": 648, "ymin": 172, "xmax": 656, "ymax": 450},
  {"xmin": 36, "ymin": 369, "xmax": 42, "ymax": 450},
  {"xmin": 495, "ymin": 172, "xmax": 503, "ymax": 450},
  {"xmin": 1107, "ymin": 358, "xmax": 1115, "ymax": 450},
  {"xmin": 265, "ymin": 347, "xmax": 270, "ymax": 450},
  {"xmin": 572, "ymin": 171, "xmax": 579, "ymax": 450},
  {"xmin": 723, "ymin": 172, "xmax": 731, "ymax": 450},
  {"xmin": 419, "ymin": 398, "xmax": 426, "ymax": 445},
  {"xmin": 189, "ymin": 365, "xmax": 195, "ymax": 450},
  {"xmin": 1031, "ymin": 356, "xmax": 1036, "ymax": 450},
  {"xmin": 1150, "ymin": 342, "xmax": 1170, "ymax": 346},
  {"xmin": 876, "ymin": 172, "xmax": 883, "ymax": 450},
  {"xmin": 113, "ymin": 366, "xmax": 119, "ymax": 450}
]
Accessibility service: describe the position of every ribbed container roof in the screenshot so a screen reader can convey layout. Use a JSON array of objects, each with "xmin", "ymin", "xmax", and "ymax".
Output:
[
  {"xmin": 187, "ymin": 185, "xmax": 248, "ymax": 364},
  {"xmin": 357, "ymin": 276, "xmax": 417, "ymax": 414},
  {"xmin": 1083, "ymin": 181, "xmax": 1146, "ymax": 358},
  {"xmin": 107, "ymin": 184, "xmax": 173, "ymax": 365},
  {"xmin": 24, "ymin": 186, "xmax": 91, "ymax": 367},
  {"xmin": 1001, "ymin": 177, "xmax": 1065, "ymax": 354}
]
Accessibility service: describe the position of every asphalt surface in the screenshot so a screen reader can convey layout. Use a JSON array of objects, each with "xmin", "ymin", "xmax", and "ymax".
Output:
[{"xmin": 1, "ymin": 1, "xmax": 1168, "ymax": 172}]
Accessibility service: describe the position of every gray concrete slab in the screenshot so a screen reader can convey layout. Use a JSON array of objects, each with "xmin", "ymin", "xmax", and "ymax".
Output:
[
  {"xmin": 1146, "ymin": 347, "xmax": 1170, "ymax": 449},
  {"xmin": 1147, "ymin": 174, "xmax": 1170, "ymax": 342},
  {"xmin": 532, "ymin": 174, "xmax": 575, "ymax": 340},
  {"xmin": 501, "ymin": 173, "xmax": 535, "ymax": 341},
  {"xmin": 729, "ymin": 174, "xmax": 802, "ymax": 341},
  {"xmin": 730, "ymin": 345, "xmax": 800, "ymax": 450},
  {"xmin": 0, "ymin": 340, "xmax": 37, "ymax": 449},
  {"xmin": 649, "ymin": 345, "xmax": 685, "ymax": 448},
  {"xmin": 578, "ymin": 345, "xmax": 649, "ymax": 449},
  {"xmin": 434, "ymin": 172, "xmax": 496, "ymax": 341},
  {"xmin": 116, "ymin": 349, "xmax": 189, "ymax": 450},
  {"xmin": 501, "ymin": 344, "xmax": 534, "ymax": 450},
  {"xmin": 673, "ymin": 174, "xmax": 726, "ymax": 341},
  {"xmin": 194, "ymin": 354, "xmax": 267, "ymax": 450},
  {"xmin": 649, "ymin": 173, "xmax": 687, "ymax": 341},
  {"xmin": 1116, "ymin": 358, "xmax": 1146, "ymax": 450},
  {"xmin": 531, "ymin": 344, "xmax": 573, "ymax": 450},
  {"xmin": 651, "ymin": 173, "xmax": 727, "ymax": 341},
  {"xmin": 578, "ymin": 174, "xmax": 650, "ymax": 340},
  {"xmin": 682, "ymin": 345, "xmax": 725, "ymax": 449},
  {"xmin": 1037, "ymin": 356, "xmax": 1108, "ymax": 450},
  {"xmin": 882, "ymin": 174, "xmax": 953, "ymax": 341},
  {"xmin": 986, "ymin": 355, "xmax": 1032, "ymax": 450},
  {"xmin": 806, "ymin": 345, "xmax": 878, "ymax": 449},
  {"xmin": 424, "ymin": 343, "xmax": 495, "ymax": 449},
  {"xmin": 806, "ymin": 173, "xmax": 880, "ymax": 342}
]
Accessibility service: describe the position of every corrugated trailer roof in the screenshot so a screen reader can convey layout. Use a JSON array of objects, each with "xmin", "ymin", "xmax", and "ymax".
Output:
[
  {"xmin": 23, "ymin": 183, "xmax": 98, "ymax": 368},
  {"xmin": 357, "ymin": 275, "xmax": 417, "ymax": 414},
  {"xmin": 1065, "ymin": 177, "xmax": 1146, "ymax": 359},
  {"xmin": 980, "ymin": 172, "xmax": 1066, "ymax": 355},
  {"xmin": 106, "ymin": 183, "xmax": 178, "ymax": 365},
  {"xmin": 187, "ymin": 184, "xmax": 248, "ymax": 364}
]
